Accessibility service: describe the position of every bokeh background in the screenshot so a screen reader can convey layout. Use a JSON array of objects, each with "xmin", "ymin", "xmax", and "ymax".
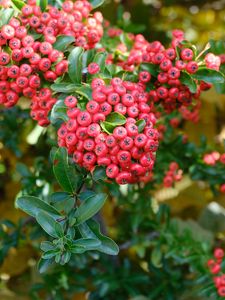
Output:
[{"xmin": 0, "ymin": 0, "xmax": 225, "ymax": 299}]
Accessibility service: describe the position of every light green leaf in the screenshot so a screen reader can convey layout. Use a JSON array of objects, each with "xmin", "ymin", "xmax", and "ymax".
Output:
[{"xmin": 51, "ymin": 82, "xmax": 80, "ymax": 93}]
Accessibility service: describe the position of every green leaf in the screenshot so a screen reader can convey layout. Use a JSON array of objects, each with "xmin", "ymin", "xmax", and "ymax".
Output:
[
  {"xmin": 192, "ymin": 68, "xmax": 224, "ymax": 84},
  {"xmin": 180, "ymin": 71, "xmax": 197, "ymax": 93},
  {"xmin": 40, "ymin": 241, "xmax": 55, "ymax": 252},
  {"xmin": 51, "ymin": 82, "xmax": 80, "ymax": 93},
  {"xmin": 140, "ymin": 63, "xmax": 158, "ymax": 77},
  {"xmin": 93, "ymin": 52, "xmax": 107, "ymax": 72},
  {"xmin": 38, "ymin": 258, "xmax": 54, "ymax": 273},
  {"xmin": 89, "ymin": 0, "xmax": 105, "ymax": 9},
  {"xmin": 36, "ymin": 211, "xmax": 64, "ymax": 238},
  {"xmin": 136, "ymin": 119, "xmax": 146, "ymax": 133},
  {"xmin": 105, "ymin": 112, "xmax": 126, "ymax": 126},
  {"xmin": 36, "ymin": 0, "xmax": 47, "ymax": 11},
  {"xmin": 11, "ymin": 0, "xmax": 25, "ymax": 10},
  {"xmin": 82, "ymin": 49, "xmax": 96, "ymax": 68},
  {"xmin": 79, "ymin": 220, "xmax": 119, "ymax": 255},
  {"xmin": 78, "ymin": 190, "xmax": 96, "ymax": 201},
  {"xmin": 42, "ymin": 249, "xmax": 60, "ymax": 259},
  {"xmin": 16, "ymin": 196, "xmax": 61, "ymax": 219},
  {"xmin": 100, "ymin": 121, "xmax": 114, "ymax": 134},
  {"xmin": 53, "ymin": 147, "xmax": 81, "ymax": 194},
  {"xmin": 75, "ymin": 193, "xmax": 107, "ymax": 225},
  {"xmin": 72, "ymin": 238, "xmax": 101, "ymax": 250},
  {"xmin": 0, "ymin": 8, "xmax": 14, "ymax": 26},
  {"xmin": 92, "ymin": 166, "xmax": 106, "ymax": 182},
  {"xmin": 50, "ymin": 99, "xmax": 68, "ymax": 124},
  {"xmin": 53, "ymin": 35, "xmax": 75, "ymax": 52},
  {"xmin": 68, "ymin": 47, "xmax": 84, "ymax": 83},
  {"xmin": 76, "ymin": 85, "xmax": 92, "ymax": 100}
]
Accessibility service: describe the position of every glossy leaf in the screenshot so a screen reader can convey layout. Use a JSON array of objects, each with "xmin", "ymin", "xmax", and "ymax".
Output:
[
  {"xmin": 37, "ymin": 0, "xmax": 47, "ymax": 11},
  {"xmin": 100, "ymin": 121, "xmax": 114, "ymax": 134},
  {"xmin": 76, "ymin": 85, "xmax": 92, "ymax": 100},
  {"xmin": 53, "ymin": 35, "xmax": 75, "ymax": 52},
  {"xmin": 11, "ymin": 0, "xmax": 25, "ymax": 10},
  {"xmin": 68, "ymin": 47, "xmax": 84, "ymax": 83},
  {"xmin": 50, "ymin": 100, "xmax": 68, "ymax": 124},
  {"xmin": 51, "ymin": 82, "xmax": 80, "ymax": 93},
  {"xmin": 180, "ymin": 71, "xmax": 197, "ymax": 94},
  {"xmin": 92, "ymin": 166, "xmax": 107, "ymax": 182},
  {"xmin": 40, "ymin": 241, "xmax": 55, "ymax": 252},
  {"xmin": 75, "ymin": 193, "xmax": 107, "ymax": 225},
  {"xmin": 136, "ymin": 119, "xmax": 146, "ymax": 133},
  {"xmin": 93, "ymin": 52, "xmax": 107, "ymax": 72},
  {"xmin": 53, "ymin": 147, "xmax": 81, "ymax": 194},
  {"xmin": 105, "ymin": 112, "xmax": 126, "ymax": 126},
  {"xmin": 192, "ymin": 68, "xmax": 224, "ymax": 83},
  {"xmin": 0, "ymin": 9, "xmax": 14, "ymax": 26},
  {"xmin": 16, "ymin": 196, "xmax": 61, "ymax": 219},
  {"xmin": 36, "ymin": 211, "xmax": 64, "ymax": 238},
  {"xmin": 71, "ymin": 238, "xmax": 101, "ymax": 252},
  {"xmin": 79, "ymin": 220, "xmax": 119, "ymax": 255},
  {"xmin": 140, "ymin": 63, "xmax": 158, "ymax": 77},
  {"xmin": 89, "ymin": 0, "xmax": 105, "ymax": 9}
]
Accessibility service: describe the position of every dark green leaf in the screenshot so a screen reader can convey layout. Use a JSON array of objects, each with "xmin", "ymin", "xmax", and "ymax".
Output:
[
  {"xmin": 78, "ymin": 190, "xmax": 96, "ymax": 201},
  {"xmin": 16, "ymin": 196, "xmax": 61, "ymax": 219},
  {"xmin": 192, "ymin": 68, "xmax": 224, "ymax": 84},
  {"xmin": 38, "ymin": 258, "xmax": 54, "ymax": 273},
  {"xmin": 75, "ymin": 193, "xmax": 107, "ymax": 225},
  {"xmin": 79, "ymin": 220, "xmax": 119, "ymax": 255},
  {"xmin": 51, "ymin": 82, "xmax": 80, "ymax": 93},
  {"xmin": 92, "ymin": 166, "xmax": 106, "ymax": 182},
  {"xmin": 68, "ymin": 47, "xmax": 84, "ymax": 83},
  {"xmin": 82, "ymin": 49, "xmax": 96, "ymax": 68},
  {"xmin": 180, "ymin": 71, "xmax": 197, "ymax": 94},
  {"xmin": 36, "ymin": 211, "xmax": 64, "ymax": 238},
  {"xmin": 140, "ymin": 63, "xmax": 158, "ymax": 77},
  {"xmin": 53, "ymin": 35, "xmax": 75, "ymax": 52},
  {"xmin": 93, "ymin": 52, "xmax": 107, "ymax": 72},
  {"xmin": 53, "ymin": 147, "xmax": 80, "ymax": 194},
  {"xmin": 136, "ymin": 119, "xmax": 146, "ymax": 133},
  {"xmin": 90, "ymin": 0, "xmax": 105, "ymax": 9},
  {"xmin": 76, "ymin": 85, "xmax": 92, "ymax": 100},
  {"xmin": 105, "ymin": 112, "xmax": 126, "ymax": 126},
  {"xmin": 50, "ymin": 99, "xmax": 68, "ymax": 124}
]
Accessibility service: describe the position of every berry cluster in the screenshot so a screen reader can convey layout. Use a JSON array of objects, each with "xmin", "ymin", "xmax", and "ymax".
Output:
[
  {"xmin": 57, "ymin": 77, "xmax": 159, "ymax": 184},
  {"xmin": 163, "ymin": 162, "xmax": 183, "ymax": 188},
  {"xmin": 0, "ymin": 17, "xmax": 68, "ymax": 123},
  {"xmin": 19, "ymin": 0, "xmax": 103, "ymax": 49},
  {"xmin": 104, "ymin": 28, "xmax": 221, "ymax": 121},
  {"xmin": 207, "ymin": 248, "xmax": 225, "ymax": 297}
]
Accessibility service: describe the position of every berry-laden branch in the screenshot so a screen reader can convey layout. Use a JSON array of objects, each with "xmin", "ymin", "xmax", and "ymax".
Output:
[{"xmin": 0, "ymin": 0, "xmax": 224, "ymax": 278}]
